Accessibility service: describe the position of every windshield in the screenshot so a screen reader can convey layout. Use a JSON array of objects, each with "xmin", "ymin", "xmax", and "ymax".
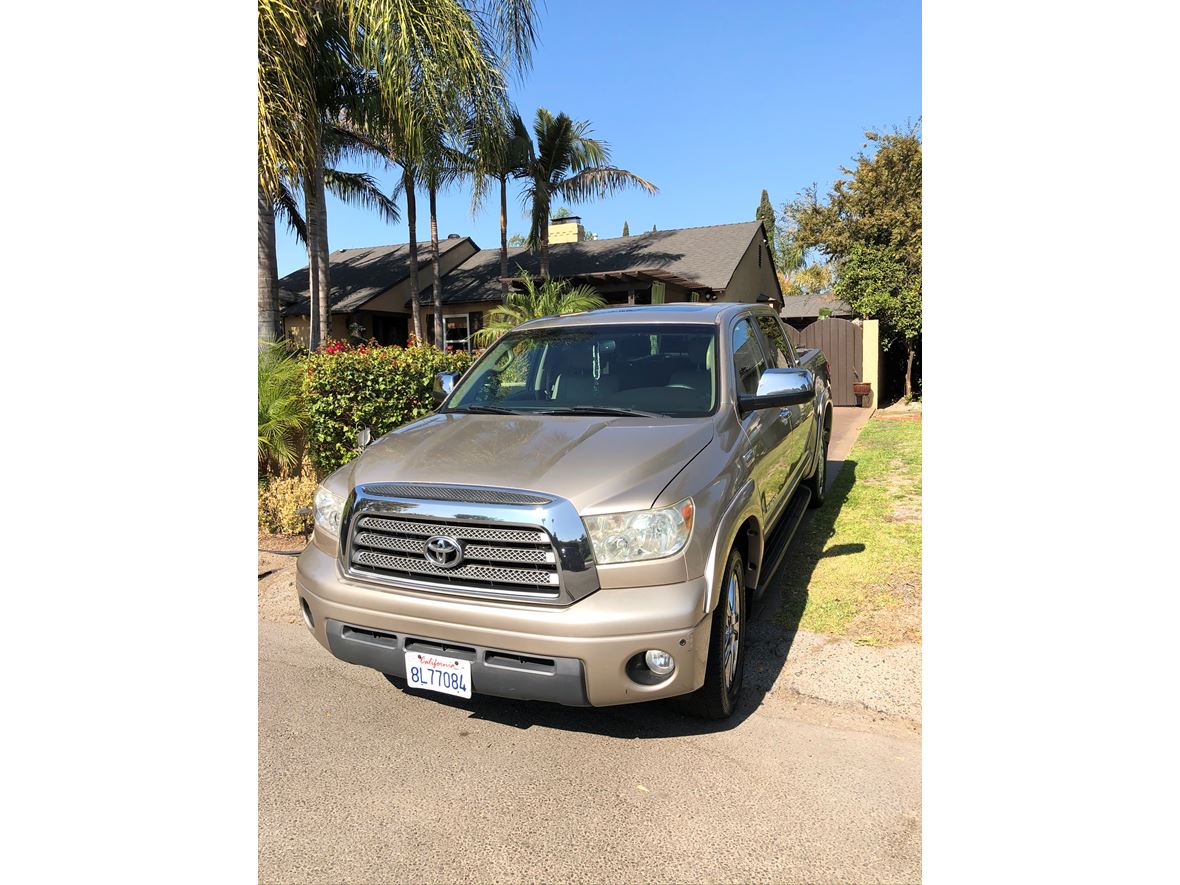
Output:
[{"xmin": 446, "ymin": 323, "xmax": 718, "ymax": 418}]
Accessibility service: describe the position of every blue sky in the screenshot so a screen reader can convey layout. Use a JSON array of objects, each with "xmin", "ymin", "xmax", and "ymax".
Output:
[{"xmin": 276, "ymin": 0, "xmax": 921, "ymax": 275}]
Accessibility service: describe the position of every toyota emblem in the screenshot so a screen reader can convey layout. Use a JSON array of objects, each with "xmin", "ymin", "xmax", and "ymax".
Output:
[{"xmin": 424, "ymin": 535, "xmax": 464, "ymax": 568}]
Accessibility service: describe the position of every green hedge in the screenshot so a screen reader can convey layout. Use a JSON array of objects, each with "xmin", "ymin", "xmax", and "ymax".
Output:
[{"xmin": 303, "ymin": 342, "xmax": 476, "ymax": 475}]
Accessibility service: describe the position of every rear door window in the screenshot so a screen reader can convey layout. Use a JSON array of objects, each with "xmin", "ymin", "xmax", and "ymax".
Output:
[{"xmin": 756, "ymin": 315, "xmax": 796, "ymax": 368}]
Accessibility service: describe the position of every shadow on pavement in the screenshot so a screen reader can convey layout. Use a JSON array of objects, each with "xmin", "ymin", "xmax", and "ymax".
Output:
[{"xmin": 380, "ymin": 457, "xmax": 860, "ymax": 739}]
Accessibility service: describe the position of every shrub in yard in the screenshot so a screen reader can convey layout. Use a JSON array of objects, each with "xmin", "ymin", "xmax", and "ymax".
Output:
[
  {"xmin": 303, "ymin": 340, "xmax": 475, "ymax": 475},
  {"xmin": 259, "ymin": 341, "xmax": 309, "ymax": 475},
  {"xmin": 258, "ymin": 472, "xmax": 317, "ymax": 535}
]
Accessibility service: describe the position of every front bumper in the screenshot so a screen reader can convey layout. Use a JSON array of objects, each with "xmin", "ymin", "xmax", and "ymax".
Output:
[{"xmin": 296, "ymin": 540, "xmax": 712, "ymax": 707}]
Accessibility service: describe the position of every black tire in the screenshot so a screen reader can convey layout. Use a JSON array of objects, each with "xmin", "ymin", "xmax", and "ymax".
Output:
[
  {"xmin": 679, "ymin": 547, "xmax": 747, "ymax": 719},
  {"xmin": 806, "ymin": 407, "xmax": 831, "ymax": 509}
]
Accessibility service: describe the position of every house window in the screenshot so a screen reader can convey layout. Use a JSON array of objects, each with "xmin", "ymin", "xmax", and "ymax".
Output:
[{"xmin": 444, "ymin": 314, "xmax": 471, "ymax": 351}]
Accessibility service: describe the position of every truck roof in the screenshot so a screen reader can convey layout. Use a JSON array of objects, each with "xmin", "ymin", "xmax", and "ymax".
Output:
[{"xmin": 518, "ymin": 302, "xmax": 772, "ymax": 330}]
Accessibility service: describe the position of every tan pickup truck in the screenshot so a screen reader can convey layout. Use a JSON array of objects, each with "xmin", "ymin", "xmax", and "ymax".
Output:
[{"xmin": 297, "ymin": 303, "xmax": 831, "ymax": 718}]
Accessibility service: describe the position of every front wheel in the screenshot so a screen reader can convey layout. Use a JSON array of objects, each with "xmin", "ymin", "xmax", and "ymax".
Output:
[
  {"xmin": 679, "ymin": 547, "xmax": 746, "ymax": 719},
  {"xmin": 806, "ymin": 409, "xmax": 831, "ymax": 508}
]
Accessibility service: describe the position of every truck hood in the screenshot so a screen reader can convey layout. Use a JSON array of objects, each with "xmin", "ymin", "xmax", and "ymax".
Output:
[{"xmin": 347, "ymin": 413, "xmax": 715, "ymax": 514}]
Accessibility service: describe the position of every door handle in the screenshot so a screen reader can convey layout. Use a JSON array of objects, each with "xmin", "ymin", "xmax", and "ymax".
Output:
[{"xmin": 741, "ymin": 449, "xmax": 754, "ymax": 466}]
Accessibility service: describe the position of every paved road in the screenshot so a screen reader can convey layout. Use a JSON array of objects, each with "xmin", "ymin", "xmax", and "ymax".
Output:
[{"xmin": 259, "ymin": 405, "xmax": 920, "ymax": 884}]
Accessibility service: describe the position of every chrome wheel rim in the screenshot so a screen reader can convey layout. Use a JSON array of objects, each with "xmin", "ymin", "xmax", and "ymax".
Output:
[{"xmin": 721, "ymin": 563, "xmax": 742, "ymax": 690}]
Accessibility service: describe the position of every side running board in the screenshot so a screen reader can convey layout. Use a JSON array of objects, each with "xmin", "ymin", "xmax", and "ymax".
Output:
[{"xmin": 754, "ymin": 486, "xmax": 812, "ymax": 597}]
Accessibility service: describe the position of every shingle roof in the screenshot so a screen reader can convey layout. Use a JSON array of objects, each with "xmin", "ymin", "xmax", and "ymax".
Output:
[
  {"xmin": 412, "ymin": 221, "xmax": 766, "ymax": 306},
  {"xmin": 779, "ymin": 293, "xmax": 854, "ymax": 318},
  {"xmin": 279, "ymin": 237, "xmax": 472, "ymax": 316}
]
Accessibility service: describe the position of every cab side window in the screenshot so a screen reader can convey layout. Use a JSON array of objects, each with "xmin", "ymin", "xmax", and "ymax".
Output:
[
  {"xmin": 732, "ymin": 318, "xmax": 767, "ymax": 396},
  {"xmin": 757, "ymin": 315, "xmax": 796, "ymax": 369}
]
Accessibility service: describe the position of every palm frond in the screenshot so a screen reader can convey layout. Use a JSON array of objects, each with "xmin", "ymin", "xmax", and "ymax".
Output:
[
  {"xmin": 479, "ymin": 0, "xmax": 540, "ymax": 76},
  {"xmin": 555, "ymin": 166, "xmax": 659, "ymax": 202},
  {"xmin": 323, "ymin": 169, "xmax": 400, "ymax": 224},
  {"xmin": 274, "ymin": 180, "xmax": 307, "ymax": 245},
  {"xmin": 473, "ymin": 271, "xmax": 605, "ymax": 345},
  {"xmin": 258, "ymin": 340, "xmax": 308, "ymax": 471}
]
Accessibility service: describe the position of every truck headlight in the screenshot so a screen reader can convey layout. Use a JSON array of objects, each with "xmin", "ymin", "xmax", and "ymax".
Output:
[
  {"xmin": 583, "ymin": 498, "xmax": 694, "ymax": 564},
  {"xmin": 314, "ymin": 485, "xmax": 345, "ymax": 537}
]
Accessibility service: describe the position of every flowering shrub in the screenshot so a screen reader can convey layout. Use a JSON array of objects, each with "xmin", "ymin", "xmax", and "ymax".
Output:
[{"xmin": 303, "ymin": 340, "xmax": 476, "ymax": 475}]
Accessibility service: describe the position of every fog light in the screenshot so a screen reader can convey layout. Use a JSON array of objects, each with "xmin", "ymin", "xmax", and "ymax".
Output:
[
  {"xmin": 644, "ymin": 649, "xmax": 675, "ymax": 676},
  {"xmin": 300, "ymin": 597, "xmax": 314, "ymax": 631}
]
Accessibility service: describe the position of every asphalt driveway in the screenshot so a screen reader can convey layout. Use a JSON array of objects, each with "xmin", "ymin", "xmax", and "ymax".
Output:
[{"xmin": 258, "ymin": 404, "xmax": 919, "ymax": 884}]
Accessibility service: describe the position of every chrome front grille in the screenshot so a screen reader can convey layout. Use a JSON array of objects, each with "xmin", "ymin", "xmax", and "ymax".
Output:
[
  {"xmin": 355, "ymin": 516, "xmax": 547, "ymax": 545},
  {"xmin": 348, "ymin": 514, "xmax": 561, "ymax": 596}
]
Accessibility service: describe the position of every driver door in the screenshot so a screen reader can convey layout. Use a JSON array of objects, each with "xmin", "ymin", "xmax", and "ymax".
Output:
[
  {"xmin": 732, "ymin": 317, "xmax": 793, "ymax": 521},
  {"xmin": 756, "ymin": 314, "xmax": 814, "ymax": 493}
]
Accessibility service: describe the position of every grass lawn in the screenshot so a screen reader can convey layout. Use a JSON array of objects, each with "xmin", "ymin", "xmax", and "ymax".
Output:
[{"xmin": 777, "ymin": 417, "xmax": 922, "ymax": 645}]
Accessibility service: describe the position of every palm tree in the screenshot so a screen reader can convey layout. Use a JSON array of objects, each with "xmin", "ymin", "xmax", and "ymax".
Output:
[
  {"xmin": 258, "ymin": 0, "xmax": 540, "ymax": 346},
  {"xmin": 470, "ymin": 108, "xmax": 532, "ymax": 298},
  {"xmin": 258, "ymin": 180, "xmax": 306, "ymax": 346},
  {"xmin": 518, "ymin": 108, "xmax": 658, "ymax": 277},
  {"xmin": 473, "ymin": 272, "xmax": 605, "ymax": 346},
  {"xmin": 419, "ymin": 119, "xmax": 469, "ymax": 347},
  {"xmin": 258, "ymin": 162, "xmax": 395, "ymax": 349}
]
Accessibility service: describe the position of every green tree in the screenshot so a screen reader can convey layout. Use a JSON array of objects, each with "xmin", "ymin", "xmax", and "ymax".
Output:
[
  {"xmin": 769, "ymin": 217, "xmax": 834, "ymax": 298},
  {"xmin": 833, "ymin": 245, "xmax": 920, "ymax": 398},
  {"xmin": 622, "ymin": 220, "xmax": 629, "ymax": 237},
  {"xmin": 791, "ymin": 124, "xmax": 922, "ymax": 394},
  {"xmin": 507, "ymin": 233, "xmax": 527, "ymax": 246},
  {"xmin": 756, "ymin": 189, "xmax": 776, "ymax": 255},
  {"xmin": 791, "ymin": 125, "xmax": 921, "ymax": 271},
  {"xmin": 473, "ymin": 272, "xmax": 605, "ymax": 345},
  {"xmin": 517, "ymin": 108, "xmax": 657, "ymax": 276}
]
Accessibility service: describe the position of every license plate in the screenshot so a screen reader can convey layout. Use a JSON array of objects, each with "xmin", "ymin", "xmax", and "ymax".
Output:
[{"xmin": 404, "ymin": 651, "xmax": 472, "ymax": 699}]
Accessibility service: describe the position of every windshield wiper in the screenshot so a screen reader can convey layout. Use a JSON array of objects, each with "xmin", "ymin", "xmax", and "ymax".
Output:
[
  {"xmin": 447, "ymin": 404, "xmax": 519, "ymax": 414},
  {"xmin": 537, "ymin": 406, "xmax": 663, "ymax": 418}
]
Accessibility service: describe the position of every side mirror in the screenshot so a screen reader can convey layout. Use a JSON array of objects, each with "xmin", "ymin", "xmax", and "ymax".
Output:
[
  {"xmin": 433, "ymin": 371, "xmax": 460, "ymax": 406},
  {"xmin": 738, "ymin": 368, "xmax": 814, "ymax": 414}
]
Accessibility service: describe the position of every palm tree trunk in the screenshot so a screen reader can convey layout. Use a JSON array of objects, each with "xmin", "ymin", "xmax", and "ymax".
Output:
[
  {"xmin": 258, "ymin": 185, "xmax": 280, "ymax": 347},
  {"xmin": 305, "ymin": 183, "xmax": 320, "ymax": 350},
  {"xmin": 538, "ymin": 190, "xmax": 551, "ymax": 278},
  {"xmin": 499, "ymin": 174, "xmax": 509, "ymax": 297},
  {"xmin": 310, "ymin": 147, "xmax": 331, "ymax": 347},
  {"xmin": 404, "ymin": 167, "xmax": 423, "ymax": 344},
  {"xmin": 429, "ymin": 183, "xmax": 443, "ymax": 348}
]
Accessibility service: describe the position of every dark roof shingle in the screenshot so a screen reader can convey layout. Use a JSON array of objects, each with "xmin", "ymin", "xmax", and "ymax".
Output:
[
  {"xmin": 779, "ymin": 293, "xmax": 854, "ymax": 318},
  {"xmin": 279, "ymin": 237, "xmax": 472, "ymax": 316},
  {"xmin": 412, "ymin": 221, "xmax": 765, "ymax": 306}
]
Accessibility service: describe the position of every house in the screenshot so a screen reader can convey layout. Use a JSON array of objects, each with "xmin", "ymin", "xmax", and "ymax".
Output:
[
  {"xmin": 779, "ymin": 293, "xmax": 855, "ymax": 331},
  {"xmin": 278, "ymin": 236, "xmax": 477, "ymax": 346},
  {"xmin": 277, "ymin": 219, "xmax": 780, "ymax": 349}
]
